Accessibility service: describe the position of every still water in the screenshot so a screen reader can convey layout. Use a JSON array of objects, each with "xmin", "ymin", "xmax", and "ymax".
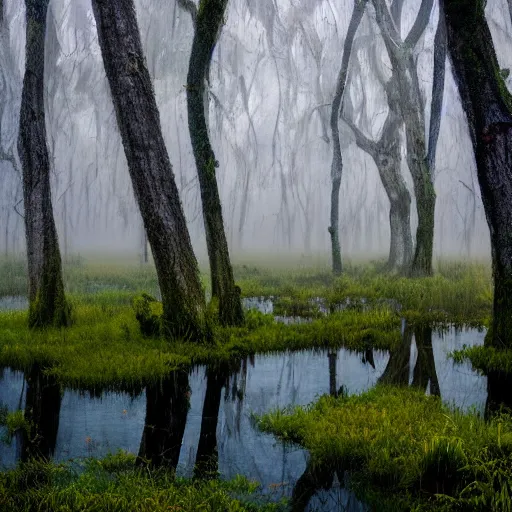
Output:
[{"xmin": 0, "ymin": 322, "xmax": 486, "ymax": 511}]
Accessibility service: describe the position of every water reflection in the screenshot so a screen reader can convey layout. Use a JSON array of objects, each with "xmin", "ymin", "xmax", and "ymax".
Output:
[
  {"xmin": 486, "ymin": 370, "xmax": 512, "ymax": 418},
  {"xmin": 137, "ymin": 370, "xmax": 189, "ymax": 469},
  {"xmin": 20, "ymin": 364, "xmax": 61, "ymax": 462},
  {"xmin": 379, "ymin": 325, "xmax": 440, "ymax": 397},
  {"xmin": 0, "ymin": 325, "xmax": 491, "ymax": 510}
]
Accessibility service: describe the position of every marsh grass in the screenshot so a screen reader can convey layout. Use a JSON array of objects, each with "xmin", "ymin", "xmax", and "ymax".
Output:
[
  {"xmin": 234, "ymin": 260, "xmax": 492, "ymax": 325},
  {"xmin": 0, "ymin": 452, "xmax": 285, "ymax": 511},
  {"xmin": 0, "ymin": 301, "xmax": 400, "ymax": 391},
  {"xmin": 452, "ymin": 345, "xmax": 512, "ymax": 374},
  {"xmin": 257, "ymin": 386, "xmax": 512, "ymax": 510}
]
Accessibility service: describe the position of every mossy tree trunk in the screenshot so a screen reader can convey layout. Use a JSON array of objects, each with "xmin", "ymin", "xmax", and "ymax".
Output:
[
  {"xmin": 444, "ymin": 0, "xmax": 512, "ymax": 349},
  {"xmin": 137, "ymin": 371, "xmax": 190, "ymax": 469},
  {"xmin": 18, "ymin": 0, "xmax": 69, "ymax": 328},
  {"xmin": 20, "ymin": 364, "xmax": 62, "ymax": 462},
  {"xmin": 184, "ymin": 0, "xmax": 244, "ymax": 327},
  {"xmin": 91, "ymin": 0, "xmax": 207, "ymax": 340},
  {"xmin": 329, "ymin": 0, "xmax": 368, "ymax": 276}
]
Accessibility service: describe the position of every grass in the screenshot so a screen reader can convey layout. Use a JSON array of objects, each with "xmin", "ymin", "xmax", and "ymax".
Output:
[
  {"xmin": 235, "ymin": 260, "xmax": 492, "ymax": 326},
  {"xmin": 0, "ymin": 255, "xmax": 492, "ymax": 389},
  {"xmin": 1, "ymin": 256, "xmax": 492, "ymax": 325},
  {"xmin": 0, "ymin": 452, "xmax": 286, "ymax": 511},
  {"xmin": 257, "ymin": 386, "xmax": 512, "ymax": 511},
  {"xmin": 452, "ymin": 345, "xmax": 512, "ymax": 374},
  {"xmin": 0, "ymin": 301, "xmax": 401, "ymax": 391}
]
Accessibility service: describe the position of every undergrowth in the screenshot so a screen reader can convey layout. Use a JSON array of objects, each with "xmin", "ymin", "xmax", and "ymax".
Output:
[
  {"xmin": 452, "ymin": 345, "xmax": 512, "ymax": 374},
  {"xmin": 0, "ymin": 303, "xmax": 400, "ymax": 391},
  {"xmin": 257, "ymin": 386, "xmax": 512, "ymax": 511},
  {"xmin": 0, "ymin": 452, "xmax": 285, "ymax": 511}
]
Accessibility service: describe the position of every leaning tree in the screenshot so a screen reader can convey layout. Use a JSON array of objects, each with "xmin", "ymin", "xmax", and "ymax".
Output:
[
  {"xmin": 178, "ymin": 0, "xmax": 244, "ymax": 327},
  {"xmin": 91, "ymin": 0, "xmax": 208, "ymax": 340},
  {"xmin": 444, "ymin": 0, "xmax": 512, "ymax": 348},
  {"xmin": 18, "ymin": 0, "xmax": 70, "ymax": 328}
]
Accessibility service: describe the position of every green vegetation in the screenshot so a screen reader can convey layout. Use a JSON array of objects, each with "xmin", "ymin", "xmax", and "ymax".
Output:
[
  {"xmin": 257, "ymin": 386, "xmax": 512, "ymax": 511},
  {"xmin": 0, "ymin": 452, "xmax": 285, "ymax": 511},
  {"xmin": 0, "ymin": 301, "xmax": 400, "ymax": 391},
  {"xmin": 235, "ymin": 260, "xmax": 492, "ymax": 325},
  {"xmin": 452, "ymin": 345, "xmax": 512, "ymax": 374},
  {"xmin": 0, "ymin": 408, "xmax": 29, "ymax": 443}
]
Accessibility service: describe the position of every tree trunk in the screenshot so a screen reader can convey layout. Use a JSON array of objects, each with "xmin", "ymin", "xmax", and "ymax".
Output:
[
  {"xmin": 186, "ymin": 0, "xmax": 244, "ymax": 326},
  {"xmin": 329, "ymin": 0, "xmax": 368, "ymax": 275},
  {"xmin": 91, "ymin": 0, "xmax": 207, "ymax": 340},
  {"xmin": 137, "ymin": 371, "xmax": 190, "ymax": 469},
  {"xmin": 376, "ymin": 115, "xmax": 413, "ymax": 272},
  {"xmin": 445, "ymin": 0, "xmax": 512, "ymax": 348},
  {"xmin": 373, "ymin": 0, "xmax": 437, "ymax": 276},
  {"xmin": 18, "ymin": 0, "xmax": 69, "ymax": 328}
]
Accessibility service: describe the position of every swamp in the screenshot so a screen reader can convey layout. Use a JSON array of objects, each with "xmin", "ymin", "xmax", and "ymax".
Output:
[{"xmin": 1, "ymin": 0, "xmax": 512, "ymax": 510}]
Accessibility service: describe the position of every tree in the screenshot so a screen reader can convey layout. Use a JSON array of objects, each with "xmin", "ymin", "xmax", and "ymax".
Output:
[
  {"xmin": 18, "ymin": 0, "xmax": 70, "ymax": 328},
  {"xmin": 372, "ymin": 0, "xmax": 443, "ymax": 276},
  {"xmin": 444, "ymin": 0, "xmax": 512, "ymax": 348},
  {"xmin": 329, "ymin": 0, "xmax": 368, "ymax": 275},
  {"xmin": 178, "ymin": 0, "xmax": 244, "ymax": 326},
  {"xmin": 91, "ymin": 0, "xmax": 208, "ymax": 340}
]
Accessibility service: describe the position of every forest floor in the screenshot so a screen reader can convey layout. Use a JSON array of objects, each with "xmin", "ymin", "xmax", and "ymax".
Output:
[{"xmin": 0, "ymin": 255, "xmax": 511, "ymax": 510}]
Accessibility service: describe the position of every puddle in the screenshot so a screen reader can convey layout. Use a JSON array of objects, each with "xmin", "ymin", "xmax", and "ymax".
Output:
[
  {"xmin": 0, "ymin": 325, "xmax": 489, "ymax": 510},
  {"xmin": 0, "ymin": 296, "xmax": 28, "ymax": 311}
]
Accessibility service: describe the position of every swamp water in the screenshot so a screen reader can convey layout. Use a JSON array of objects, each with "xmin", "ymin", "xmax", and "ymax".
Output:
[{"xmin": 0, "ymin": 297, "xmax": 491, "ymax": 510}]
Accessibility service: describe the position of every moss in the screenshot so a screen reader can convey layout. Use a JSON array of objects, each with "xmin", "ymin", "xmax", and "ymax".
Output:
[{"xmin": 132, "ymin": 293, "xmax": 162, "ymax": 337}]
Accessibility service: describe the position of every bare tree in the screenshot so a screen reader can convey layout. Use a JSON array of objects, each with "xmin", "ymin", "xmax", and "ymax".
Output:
[
  {"xmin": 444, "ymin": 0, "xmax": 512, "ymax": 348},
  {"xmin": 91, "ymin": 0, "xmax": 208, "ymax": 340},
  {"xmin": 18, "ymin": 0, "xmax": 70, "ymax": 328},
  {"xmin": 178, "ymin": 0, "xmax": 244, "ymax": 326},
  {"xmin": 329, "ymin": 0, "xmax": 368, "ymax": 275},
  {"xmin": 372, "ymin": 0, "xmax": 440, "ymax": 276}
]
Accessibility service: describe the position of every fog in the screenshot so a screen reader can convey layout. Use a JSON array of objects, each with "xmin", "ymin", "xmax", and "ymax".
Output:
[{"xmin": 2, "ymin": 0, "xmax": 512, "ymax": 260}]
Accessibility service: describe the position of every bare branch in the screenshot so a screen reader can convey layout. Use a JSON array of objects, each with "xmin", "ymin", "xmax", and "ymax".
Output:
[
  {"xmin": 404, "ymin": 0, "xmax": 434, "ymax": 48},
  {"xmin": 176, "ymin": 0, "xmax": 197, "ymax": 29}
]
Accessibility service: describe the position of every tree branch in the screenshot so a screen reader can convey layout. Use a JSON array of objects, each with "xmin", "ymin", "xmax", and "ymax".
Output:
[
  {"xmin": 176, "ymin": 0, "xmax": 197, "ymax": 29},
  {"xmin": 404, "ymin": 0, "xmax": 434, "ymax": 48}
]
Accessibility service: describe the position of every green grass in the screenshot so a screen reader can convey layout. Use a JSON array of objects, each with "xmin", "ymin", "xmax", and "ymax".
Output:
[
  {"xmin": 0, "ymin": 301, "xmax": 401, "ymax": 391},
  {"xmin": 257, "ymin": 386, "xmax": 512, "ymax": 511},
  {"xmin": 0, "ymin": 452, "xmax": 286, "ymax": 511},
  {"xmin": 235, "ymin": 260, "xmax": 492, "ymax": 326},
  {"xmin": 1, "ymin": 256, "xmax": 492, "ymax": 325},
  {"xmin": 452, "ymin": 345, "xmax": 512, "ymax": 374}
]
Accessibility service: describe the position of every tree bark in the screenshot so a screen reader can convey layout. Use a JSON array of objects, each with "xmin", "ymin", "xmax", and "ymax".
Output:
[
  {"xmin": 18, "ymin": 0, "xmax": 69, "ymax": 328},
  {"xmin": 185, "ymin": 0, "xmax": 244, "ymax": 326},
  {"xmin": 373, "ymin": 0, "xmax": 436, "ymax": 276},
  {"xmin": 329, "ymin": 0, "xmax": 368, "ymax": 275},
  {"xmin": 344, "ymin": 102, "xmax": 413, "ymax": 271},
  {"xmin": 444, "ymin": 0, "xmax": 512, "ymax": 348},
  {"xmin": 91, "ymin": 0, "xmax": 207, "ymax": 340}
]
